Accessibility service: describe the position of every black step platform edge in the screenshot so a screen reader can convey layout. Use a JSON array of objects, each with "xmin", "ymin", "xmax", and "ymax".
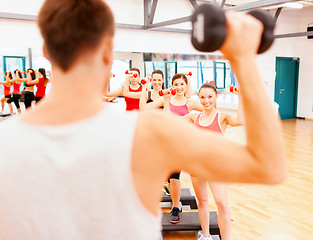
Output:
[
  {"xmin": 162, "ymin": 188, "xmax": 198, "ymax": 209},
  {"xmin": 162, "ymin": 211, "xmax": 220, "ymax": 236}
]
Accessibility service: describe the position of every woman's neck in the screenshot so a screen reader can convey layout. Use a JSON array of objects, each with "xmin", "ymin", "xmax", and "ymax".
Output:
[
  {"xmin": 173, "ymin": 94, "xmax": 186, "ymax": 101},
  {"xmin": 130, "ymin": 83, "xmax": 139, "ymax": 89},
  {"xmin": 202, "ymin": 108, "xmax": 217, "ymax": 117},
  {"xmin": 152, "ymin": 88, "xmax": 161, "ymax": 93}
]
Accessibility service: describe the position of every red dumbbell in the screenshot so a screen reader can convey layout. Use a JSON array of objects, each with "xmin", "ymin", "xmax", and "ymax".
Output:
[
  {"xmin": 159, "ymin": 90, "xmax": 170, "ymax": 96},
  {"xmin": 125, "ymin": 70, "xmax": 129, "ymax": 75},
  {"xmin": 141, "ymin": 78, "xmax": 152, "ymax": 85},
  {"xmin": 230, "ymin": 86, "xmax": 239, "ymax": 93},
  {"xmin": 159, "ymin": 89, "xmax": 175, "ymax": 96},
  {"xmin": 133, "ymin": 73, "xmax": 138, "ymax": 78},
  {"xmin": 186, "ymin": 72, "xmax": 192, "ymax": 76},
  {"xmin": 209, "ymin": 81, "xmax": 215, "ymax": 85}
]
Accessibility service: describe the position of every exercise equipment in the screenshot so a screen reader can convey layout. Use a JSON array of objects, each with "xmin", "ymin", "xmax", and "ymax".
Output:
[
  {"xmin": 158, "ymin": 89, "xmax": 177, "ymax": 97},
  {"xmin": 230, "ymin": 86, "xmax": 239, "ymax": 93},
  {"xmin": 0, "ymin": 113, "xmax": 12, "ymax": 119},
  {"xmin": 186, "ymin": 72, "xmax": 193, "ymax": 76},
  {"xmin": 162, "ymin": 211, "xmax": 220, "ymax": 236},
  {"xmin": 140, "ymin": 78, "xmax": 151, "ymax": 85},
  {"xmin": 191, "ymin": 3, "xmax": 275, "ymax": 54},
  {"xmin": 161, "ymin": 188, "xmax": 198, "ymax": 209},
  {"xmin": 133, "ymin": 73, "xmax": 138, "ymax": 78}
]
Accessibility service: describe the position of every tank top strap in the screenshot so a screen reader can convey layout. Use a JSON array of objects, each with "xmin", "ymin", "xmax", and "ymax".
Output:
[
  {"xmin": 194, "ymin": 113, "xmax": 202, "ymax": 125},
  {"xmin": 148, "ymin": 91, "xmax": 152, "ymax": 100}
]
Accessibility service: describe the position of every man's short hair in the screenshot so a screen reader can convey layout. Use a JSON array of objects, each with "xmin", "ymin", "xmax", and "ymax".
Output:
[{"xmin": 38, "ymin": 0, "xmax": 115, "ymax": 72}]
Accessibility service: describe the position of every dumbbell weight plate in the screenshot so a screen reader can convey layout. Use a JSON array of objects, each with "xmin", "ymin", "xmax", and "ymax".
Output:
[{"xmin": 191, "ymin": 4, "xmax": 227, "ymax": 52}]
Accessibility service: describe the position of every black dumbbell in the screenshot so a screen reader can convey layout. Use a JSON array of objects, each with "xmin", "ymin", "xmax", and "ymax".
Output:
[{"xmin": 191, "ymin": 4, "xmax": 275, "ymax": 54}]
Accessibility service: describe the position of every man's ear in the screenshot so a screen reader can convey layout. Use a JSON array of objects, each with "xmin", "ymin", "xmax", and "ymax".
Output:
[
  {"xmin": 102, "ymin": 36, "xmax": 114, "ymax": 66},
  {"xmin": 42, "ymin": 44, "xmax": 50, "ymax": 61}
]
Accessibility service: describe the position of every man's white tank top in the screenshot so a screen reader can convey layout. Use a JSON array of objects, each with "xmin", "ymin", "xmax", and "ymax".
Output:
[{"xmin": 0, "ymin": 105, "xmax": 161, "ymax": 240}]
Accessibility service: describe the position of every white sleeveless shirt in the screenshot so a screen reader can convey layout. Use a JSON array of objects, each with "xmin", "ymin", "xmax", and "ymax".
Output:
[{"xmin": 0, "ymin": 105, "xmax": 161, "ymax": 240}]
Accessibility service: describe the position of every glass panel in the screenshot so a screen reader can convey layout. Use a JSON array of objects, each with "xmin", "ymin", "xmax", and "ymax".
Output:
[
  {"xmin": 5, "ymin": 57, "xmax": 25, "ymax": 73},
  {"xmin": 4, "ymin": 57, "xmax": 25, "ymax": 94},
  {"xmin": 225, "ymin": 62, "xmax": 233, "ymax": 88},
  {"xmin": 201, "ymin": 61, "xmax": 214, "ymax": 85},
  {"xmin": 177, "ymin": 61, "xmax": 198, "ymax": 92},
  {"xmin": 110, "ymin": 60, "xmax": 130, "ymax": 91},
  {"xmin": 29, "ymin": 56, "xmax": 52, "ymax": 72},
  {"xmin": 153, "ymin": 62, "xmax": 166, "ymax": 76},
  {"xmin": 144, "ymin": 62, "xmax": 154, "ymax": 78},
  {"xmin": 166, "ymin": 62, "xmax": 176, "ymax": 88},
  {"xmin": 216, "ymin": 62, "xmax": 225, "ymax": 89}
]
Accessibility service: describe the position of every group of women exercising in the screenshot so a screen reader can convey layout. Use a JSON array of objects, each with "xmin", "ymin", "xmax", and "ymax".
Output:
[
  {"xmin": 105, "ymin": 68, "xmax": 242, "ymax": 240},
  {"xmin": 0, "ymin": 68, "xmax": 50, "ymax": 115}
]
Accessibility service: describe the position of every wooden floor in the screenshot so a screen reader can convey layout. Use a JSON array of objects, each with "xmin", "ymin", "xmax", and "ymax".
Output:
[{"xmin": 163, "ymin": 119, "xmax": 313, "ymax": 240}]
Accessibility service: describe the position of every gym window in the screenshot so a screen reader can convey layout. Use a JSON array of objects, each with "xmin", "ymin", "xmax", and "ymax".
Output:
[{"xmin": 144, "ymin": 60, "xmax": 235, "ymax": 92}]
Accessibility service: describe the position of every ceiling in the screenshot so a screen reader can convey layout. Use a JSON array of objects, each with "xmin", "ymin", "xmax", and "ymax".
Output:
[{"xmin": 198, "ymin": 0, "xmax": 313, "ymax": 7}]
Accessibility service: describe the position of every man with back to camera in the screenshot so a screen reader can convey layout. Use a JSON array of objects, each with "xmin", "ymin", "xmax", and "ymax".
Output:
[{"xmin": 0, "ymin": 0, "xmax": 287, "ymax": 239}]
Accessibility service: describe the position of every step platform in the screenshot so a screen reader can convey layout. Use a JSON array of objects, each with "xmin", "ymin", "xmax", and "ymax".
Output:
[
  {"xmin": 161, "ymin": 188, "xmax": 198, "ymax": 209},
  {"xmin": 162, "ymin": 211, "xmax": 220, "ymax": 236}
]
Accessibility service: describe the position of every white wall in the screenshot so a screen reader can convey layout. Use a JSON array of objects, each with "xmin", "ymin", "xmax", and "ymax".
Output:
[
  {"xmin": 256, "ymin": 6, "xmax": 313, "ymax": 119},
  {"xmin": 114, "ymin": 52, "xmax": 144, "ymax": 74}
]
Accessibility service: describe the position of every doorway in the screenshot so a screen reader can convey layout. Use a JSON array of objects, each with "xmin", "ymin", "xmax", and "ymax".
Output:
[{"xmin": 274, "ymin": 57, "xmax": 300, "ymax": 120}]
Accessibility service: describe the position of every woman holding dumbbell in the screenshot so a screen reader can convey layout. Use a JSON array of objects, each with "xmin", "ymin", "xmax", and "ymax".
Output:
[
  {"xmin": 0, "ymin": 72, "xmax": 13, "ymax": 115},
  {"xmin": 104, "ymin": 68, "xmax": 143, "ymax": 111},
  {"xmin": 139, "ymin": 69, "xmax": 164, "ymax": 110},
  {"xmin": 163, "ymin": 73, "xmax": 203, "ymax": 223},
  {"xmin": 185, "ymin": 83, "xmax": 242, "ymax": 240},
  {"xmin": 34, "ymin": 68, "xmax": 50, "ymax": 103},
  {"xmin": 7, "ymin": 69, "xmax": 24, "ymax": 114},
  {"xmin": 140, "ymin": 71, "xmax": 193, "ymax": 110},
  {"xmin": 20, "ymin": 69, "xmax": 39, "ymax": 109}
]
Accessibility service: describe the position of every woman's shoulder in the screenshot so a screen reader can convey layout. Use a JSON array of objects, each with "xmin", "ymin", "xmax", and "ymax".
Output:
[{"xmin": 218, "ymin": 112, "xmax": 228, "ymax": 121}]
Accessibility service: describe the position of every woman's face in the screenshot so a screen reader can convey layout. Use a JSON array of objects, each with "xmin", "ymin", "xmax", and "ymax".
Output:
[
  {"xmin": 199, "ymin": 87, "xmax": 217, "ymax": 111},
  {"xmin": 151, "ymin": 73, "xmax": 164, "ymax": 90},
  {"xmin": 130, "ymin": 70, "xmax": 140, "ymax": 85},
  {"xmin": 172, "ymin": 78, "xmax": 187, "ymax": 96}
]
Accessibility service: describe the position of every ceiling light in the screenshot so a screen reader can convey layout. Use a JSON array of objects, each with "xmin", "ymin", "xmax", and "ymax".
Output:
[{"xmin": 279, "ymin": 2, "xmax": 304, "ymax": 9}]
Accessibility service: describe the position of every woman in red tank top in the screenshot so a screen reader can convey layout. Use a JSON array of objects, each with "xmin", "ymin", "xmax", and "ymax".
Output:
[
  {"xmin": 0, "ymin": 72, "xmax": 13, "ymax": 114},
  {"xmin": 185, "ymin": 83, "xmax": 243, "ymax": 240},
  {"xmin": 6, "ymin": 69, "xmax": 25, "ymax": 114},
  {"xmin": 27, "ymin": 68, "xmax": 50, "ymax": 104},
  {"xmin": 104, "ymin": 68, "xmax": 143, "ymax": 111}
]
